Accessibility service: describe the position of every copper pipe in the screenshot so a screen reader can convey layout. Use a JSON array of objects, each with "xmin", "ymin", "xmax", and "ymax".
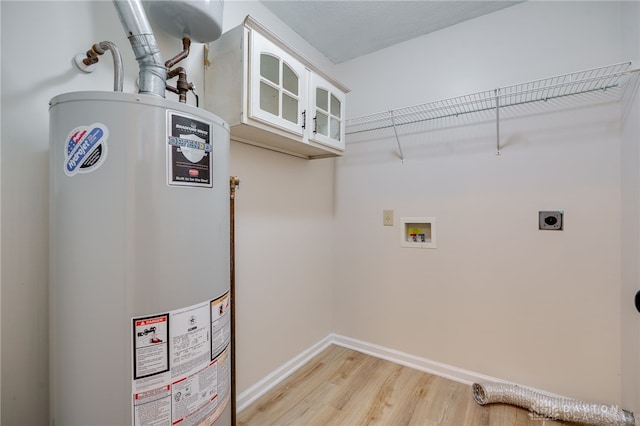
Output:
[
  {"xmin": 230, "ymin": 176, "xmax": 240, "ymax": 426},
  {"xmin": 82, "ymin": 48, "xmax": 99, "ymax": 66},
  {"xmin": 166, "ymin": 67, "xmax": 192, "ymax": 103},
  {"xmin": 165, "ymin": 36, "xmax": 191, "ymax": 69},
  {"xmin": 165, "ymin": 37, "xmax": 193, "ymax": 102}
]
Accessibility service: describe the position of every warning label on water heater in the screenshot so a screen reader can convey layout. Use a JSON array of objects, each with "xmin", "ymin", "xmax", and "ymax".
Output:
[
  {"xmin": 131, "ymin": 292, "xmax": 231, "ymax": 426},
  {"xmin": 133, "ymin": 315, "xmax": 170, "ymax": 379},
  {"xmin": 167, "ymin": 111, "xmax": 213, "ymax": 188}
]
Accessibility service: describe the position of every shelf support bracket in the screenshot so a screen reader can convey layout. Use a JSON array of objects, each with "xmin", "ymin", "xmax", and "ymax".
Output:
[
  {"xmin": 495, "ymin": 88, "xmax": 501, "ymax": 155},
  {"xmin": 390, "ymin": 110, "xmax": 405, "ymax": 163}
]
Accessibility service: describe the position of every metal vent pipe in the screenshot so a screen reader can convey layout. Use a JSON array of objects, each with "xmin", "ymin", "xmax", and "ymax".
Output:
[
  {"xmin": 112, "ymin": 0, "xmax": 166, "ymax": 97},
  {"xmin": 473, "ymin": 382, "xmax": 635, "ymax": 426}
]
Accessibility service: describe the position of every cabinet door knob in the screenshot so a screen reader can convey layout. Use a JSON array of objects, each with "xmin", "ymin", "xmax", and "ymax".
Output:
[
  {"xmin": 313, "ymin": 116, "xmax": 317, "ymax": 133},
  {"xmin": 301, "ymin": 110, "xmax": 306, "ymax": 129}
]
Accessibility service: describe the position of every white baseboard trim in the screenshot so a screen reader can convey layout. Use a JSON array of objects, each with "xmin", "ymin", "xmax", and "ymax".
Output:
[
  {"xmin": 330, "ymin": 334, "xmax": 567, "ymax": 399},
  {"xmin": 236, "ymin": 335, "xmax": 334, "ymax": 412},
  {"xmin": 329, "ymin": 333, "xmax": 500, "ymax": 386},
  {"xmin": 236, "ymin": 333, "xmax": 564, "ymax": 413}
]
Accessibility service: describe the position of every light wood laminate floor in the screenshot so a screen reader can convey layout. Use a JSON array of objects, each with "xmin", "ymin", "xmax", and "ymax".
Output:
[{"xmin": 238, "ymin": 345, "xmax": 579, "ymax": 426}]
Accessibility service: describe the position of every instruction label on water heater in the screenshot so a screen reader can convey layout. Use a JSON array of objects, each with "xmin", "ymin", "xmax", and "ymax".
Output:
[
  {"xmin": 131, "ymin": 292, "xmax": 231, "ymax": 426},
  {"xmin": 210, "ymin": 293, "xmax": 230, "ymax": 359},
  {"xmin": 167, "ymin": 111, "xmax": 213, "ymax": 188}
]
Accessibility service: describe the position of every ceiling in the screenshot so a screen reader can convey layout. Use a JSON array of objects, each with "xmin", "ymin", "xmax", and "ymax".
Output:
[{"xmin": 260, "ymin": 1, "xmax": 524, "ymax": 64}]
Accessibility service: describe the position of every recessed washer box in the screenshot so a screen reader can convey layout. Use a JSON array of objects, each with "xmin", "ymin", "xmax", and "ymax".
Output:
[
  {"xmin": 539, "ymin": 211, "xmax": 563, "ymax": 230},
  {"xmin": 401, "ymin": 217, "xmax": 436, "ymax": 249}
]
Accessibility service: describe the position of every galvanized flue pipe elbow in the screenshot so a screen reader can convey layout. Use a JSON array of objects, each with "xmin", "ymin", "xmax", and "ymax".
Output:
[
  {"xmin": 112, "ymin": 0, "xmax": 166, "ymax": 97},
  {"xmin": 473, "ymin": 382, "xmax": 635, "ymax": 426}
]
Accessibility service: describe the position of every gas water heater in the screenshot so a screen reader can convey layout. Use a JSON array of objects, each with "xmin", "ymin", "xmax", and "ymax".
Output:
[{"xmin": 49, "ymin": 1, "xmax": 231, "ymax": 425}]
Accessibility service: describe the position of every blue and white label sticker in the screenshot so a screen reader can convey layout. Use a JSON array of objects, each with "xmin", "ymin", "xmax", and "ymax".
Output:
[{"xmin": 64, "ymin": 123, "xmax": 109, "ymax": 176}]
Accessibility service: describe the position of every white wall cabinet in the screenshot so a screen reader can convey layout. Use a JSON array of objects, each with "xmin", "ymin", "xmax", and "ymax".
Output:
[{"xmin": 204, "ymin": 16, "xmax": 349, "ymax": 159}]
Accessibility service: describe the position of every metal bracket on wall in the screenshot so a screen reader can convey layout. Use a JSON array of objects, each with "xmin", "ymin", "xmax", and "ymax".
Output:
[
  {"xmin": 495, "ymin": 88, "xmax": 501, "ymax": 156},
  {"xmin": 389, "ymin": 110, "xmax": 405, "ymax": 163}
]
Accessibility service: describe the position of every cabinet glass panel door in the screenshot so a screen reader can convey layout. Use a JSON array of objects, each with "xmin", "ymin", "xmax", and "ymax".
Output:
[
  {"xmin": 315, "ymin": 88, "xmax": 329, "ymax": 137},
  {"xmin": 310, "ymin": 74, "xmax": 345, "ymax": 150},
  {"xmin": 250, "ymin": 31, "xmax": 307, "ymax": 137}
]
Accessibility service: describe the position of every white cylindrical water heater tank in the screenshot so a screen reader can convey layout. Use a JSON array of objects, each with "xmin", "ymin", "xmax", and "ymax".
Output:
[{"xmin": 49, "ymin": 91, "xmax": 231, "ymax": 426}]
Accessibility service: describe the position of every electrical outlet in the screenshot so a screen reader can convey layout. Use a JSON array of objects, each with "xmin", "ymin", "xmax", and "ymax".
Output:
[
  {"xmin": 383, "ymin": 210, "xmax": 394, "ymax": 226},
  {"xmin": 539, "ymin": 211, "xmax": 563, "ymax": 230}
]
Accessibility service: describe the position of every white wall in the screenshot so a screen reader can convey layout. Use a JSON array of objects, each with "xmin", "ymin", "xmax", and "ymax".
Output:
[
  {"xmin": 0, "ymin": 3, "xmax": 3, "ymax": 421},
  {"xmin": 0, "ymin": 2, "xmax": 2, "ymax": 421},
  {"xmin": 620, "ymin": 1, "xmax": 640, "ymax": 414},
  {"xmin": 333, "ymin": 1, "xmax": 625, "ymax": 404},
  {"xmin": 229, "ymin": 142, "xmax": 335, "ymax": 393},
  {"xmin": 0, "ymin": 1, "xmax": 336, "ymax": 422}
]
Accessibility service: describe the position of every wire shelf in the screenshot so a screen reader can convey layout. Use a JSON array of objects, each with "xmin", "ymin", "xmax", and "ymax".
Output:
[{"xmin": 346, "ymin": 62, "xmax": 636, "ymax": 136}]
